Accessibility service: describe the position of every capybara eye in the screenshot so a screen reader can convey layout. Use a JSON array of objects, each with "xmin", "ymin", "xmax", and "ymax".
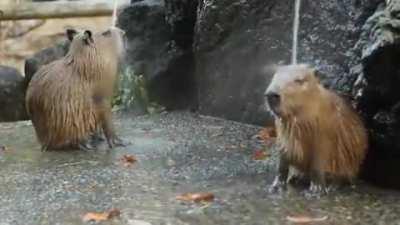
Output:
[
  {"xmin": 294, "ymin": 78, "xmax": 305, "ymax": 85},
  {"xmin": 102, "ymin": 30, "xmax": 111, "ymax": 36}
]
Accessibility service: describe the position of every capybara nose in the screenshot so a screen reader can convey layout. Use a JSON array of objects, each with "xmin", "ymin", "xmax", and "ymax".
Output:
[{"xmin": 265, "ymin": 92, "xmax": 281, "ymax": 108}]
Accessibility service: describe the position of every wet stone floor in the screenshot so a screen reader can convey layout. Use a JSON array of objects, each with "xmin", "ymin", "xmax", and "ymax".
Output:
[{"xmin": 1, "ymin": 111, "xmax": 400, "ymax": 225}]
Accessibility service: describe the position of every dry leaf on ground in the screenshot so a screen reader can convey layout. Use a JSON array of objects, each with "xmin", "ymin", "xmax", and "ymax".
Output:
[
  {"xmin": 252, "ymin": 150, "xmax": 269, "ymax": 160},
  {"xmin": 119, "ymin": 154, "xmax": 137, "ymax": 167},
  {"xmin": 176, "ymin": 192, "xmax": 215, "ymax": 203},
  {"xmin": 82, "ymin": 208, "xmax": 121, "ymax": 222},
  {"xmin": 286, "ymin": 215, "xmax": 328, "ymax": 224},
  {"xmin": 0, "ymin": 145, "xmax": 11, "ymax": 152},
  {"xmin": 257, "ymin": 127, "xmax": 277, "ymax": 142}
]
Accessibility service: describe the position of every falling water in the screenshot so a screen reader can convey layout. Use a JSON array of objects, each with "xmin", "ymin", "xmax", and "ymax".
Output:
[
  {"xmin": 111, "ymin": 0, "xmax": 119, "ymax": 27},
  {"xmin": 291, "ymin": 0, "xmax": 301, "ymax": 64}
]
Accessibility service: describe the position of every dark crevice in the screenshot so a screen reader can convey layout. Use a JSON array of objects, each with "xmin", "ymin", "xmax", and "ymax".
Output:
[{"xmin": 358, "ymin": 43, "xmax": 400, "ymax": 189}]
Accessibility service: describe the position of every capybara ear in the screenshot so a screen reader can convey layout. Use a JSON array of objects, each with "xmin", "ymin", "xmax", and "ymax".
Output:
[
  {"xmin": 66, "ymin": 29, "xmax": 78, "ymax": 41},
  {"xmin": 313, "ymin": 68, "xmax": 324, "ymax": 80},
  {"xmin": 83, "ymin": 30, "xmax": 94, "ymax": 45}
]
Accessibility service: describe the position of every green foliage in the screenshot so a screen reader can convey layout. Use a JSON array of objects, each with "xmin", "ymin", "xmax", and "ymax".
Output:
[{"xmin": 112, "ymin": 66, "xmax": 165, "ymax": 114}]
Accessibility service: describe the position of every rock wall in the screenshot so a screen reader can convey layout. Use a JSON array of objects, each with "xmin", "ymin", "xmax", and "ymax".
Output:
[
  {"xmin": 350, "ymin": 0, "xmax": 400, "ymax": 189},
  {"xmin": 0, "ymin": 66, "xmax": 28, "ymax": 122},
  {"xmin": 118, "ymin": 0, "xmax": 198, "ymax": 110}
]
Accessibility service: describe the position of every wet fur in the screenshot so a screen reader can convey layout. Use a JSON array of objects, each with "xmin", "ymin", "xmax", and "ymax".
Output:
[
  {"xmin": 267, "ymin": 64, "xmax": 368, "ymax": 189},
  {"xmin": 26, "ymin": 28, "xmax": 125, "ymax": 150}
]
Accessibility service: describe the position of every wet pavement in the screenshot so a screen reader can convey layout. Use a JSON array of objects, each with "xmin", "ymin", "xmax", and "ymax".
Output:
[{"xmin": 1, "ymin": 111, "xmax": 400, "ymax": 225}]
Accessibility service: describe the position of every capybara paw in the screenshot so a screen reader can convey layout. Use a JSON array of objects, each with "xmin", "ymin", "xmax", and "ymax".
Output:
[
  {"xmin": 78, "ymin": 141, "xmax": 96, "ymax": 151},
  {"xmin": 308, "ymin": 182, "xmax": 330, "ymax": 196},
  {"xmin": 288, "ymin": 174, "xmax": 310, "ymax": 187},
  {"xmin": 269, "ymin": 176, "xmax": 287, "ymax": 194},
  {"xmin": 41, "ymin": 145, "xmax": 49, "ymax": 152},
  {"xmin": 107, "ymin": 136, "xmax": 130, "ymax": 149},
  {"xmin": 91, "ymin": 133, "xmax": 105, "ymax": 142}
]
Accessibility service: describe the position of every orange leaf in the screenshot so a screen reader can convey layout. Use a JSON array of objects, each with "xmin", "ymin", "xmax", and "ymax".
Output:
[
  {"xmin": 252, "ymin": 150, "xmax": 268, "ymax": 160},
  {"xmin": 176, "ymin": 192, "xmax": 215, "ymax": 203},
  {"xmin": 119, "ymin": 154, "xmax": 137, "ymax": 167},
  {"xmin": 0, "ymin": 145, "xmax": 11, "ymax": 153},
  {"xmin": 286, "ymin": 215, "xmax": 328, "ymax": 224},
  {"xmin": 257, "ymin": 127, "xmax": 277, "ymax": 142},
  {"xmin": 82, "ymin": 208, "xmax": 121, "ymax": 222}
]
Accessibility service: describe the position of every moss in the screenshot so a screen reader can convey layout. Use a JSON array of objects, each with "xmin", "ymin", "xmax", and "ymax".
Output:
[{"xmin": 112, "ymin": 66, "xmax": 165, "ymax": 114}]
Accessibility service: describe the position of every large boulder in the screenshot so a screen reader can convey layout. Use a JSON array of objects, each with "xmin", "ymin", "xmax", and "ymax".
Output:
[
  {"xmin": 117, "ymin": 0, "xmax": 198, "ymax": 110},
  {"xmin": 350, "ymin": 0, "xmax": 400, "ymax": 189},
  {"xmin": 0, "ymin": 66, "xmax": 28, "ymax": 122},
  {"xmin": 24, "ymin": 39, "xmax": 71, "ymax": 86},
  {"xmin": 194, "ymin": 0, "xmax": 380, "ymax": 125}
]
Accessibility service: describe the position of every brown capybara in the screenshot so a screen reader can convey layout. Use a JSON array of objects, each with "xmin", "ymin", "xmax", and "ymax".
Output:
[
  {"xmin": 26, "ymin": 27, "xmax": 126, "ymax": 151},
  {"xmin": 264, "ymin": 64, "xmax": 368, "ymax": 193}
]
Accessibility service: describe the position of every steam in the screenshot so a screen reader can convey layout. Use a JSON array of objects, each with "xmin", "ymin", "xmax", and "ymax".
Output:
[
  {"xmin": 111, "ymin": 0, "xmax": 119, "ymax": 27},
  {"xmin": 292, "ymin": 0, "xmax": 301, "ymax": 64}
]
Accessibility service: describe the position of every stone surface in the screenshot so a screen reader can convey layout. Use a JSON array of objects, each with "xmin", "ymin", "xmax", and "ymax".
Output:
[
  {"xmin": 194, "ymin": 0, "xmax": 381, "ymax": 125},
  {"xmin": 24, "ymin": 39, "xmax": 71, "ymax": 86},
  {"xmin": 1, "ymin": 112, "xmax": 400, "ymax": 225},
  {"xmin": 118, "ymin": 0, "xmax": 197, "ymax": 110},
  {"xmin": 0, "ymin": 65, "xmax": 28, "ymax": 122},
  {"xmin": 349, "ymin": 0, "xmax": 400, "ymax": 189}
]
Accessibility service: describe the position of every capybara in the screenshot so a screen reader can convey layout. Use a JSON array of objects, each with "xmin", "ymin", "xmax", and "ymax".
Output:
[
  {"xmin": 26, "ymin": 27, "xmax": 126, "ymax": 151},
  {"xmin": 264, "ymin": 64, "xmax": 368, "ymax": 193}
]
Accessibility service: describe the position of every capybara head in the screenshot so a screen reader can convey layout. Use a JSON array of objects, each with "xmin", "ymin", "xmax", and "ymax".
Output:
[
  {"xmin": 66, "ymin": 27, "xmax": 126, "ymax": 60},
  {"xmin": 264, "ymin": 64, "xmax": 321, "ymax": 119},
  {"xmin": 94, "ymin": 27, "xmax": 126, "ymax": 59}
]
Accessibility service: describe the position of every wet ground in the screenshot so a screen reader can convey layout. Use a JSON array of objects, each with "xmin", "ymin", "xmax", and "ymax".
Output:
[{"xmin": 1, "ymin": 111, "xmax": 400, "ymax": 225}]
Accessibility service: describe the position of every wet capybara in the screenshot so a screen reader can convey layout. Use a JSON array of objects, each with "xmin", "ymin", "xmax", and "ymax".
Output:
[
  {"xmin": 26, "ymin": 27, "xmax": 126, "ymax": 150},
  {"xmin": 264, "ymin": 64, "xmax": 368, "ymax": 193}
]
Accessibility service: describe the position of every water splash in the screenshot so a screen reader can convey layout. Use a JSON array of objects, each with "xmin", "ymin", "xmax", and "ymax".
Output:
[
  {"xmin": 111, "ymin": 0, "xmax": 119, "ymax": 27},
  {"xmin": 291, "ymin": 0, "xmax": 301, "ymax": 64}
]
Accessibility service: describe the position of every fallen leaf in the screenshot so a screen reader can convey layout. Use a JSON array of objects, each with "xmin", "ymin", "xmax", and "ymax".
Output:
[
  {"xmin": 252, "ymin": 150, "xmax": 269, "ymax": 160},
  {"xmin": 257, "ymin": 127, "xmax": 277, "ymax": 142},
  {"xmin": 176, "ymin": 192, "xmax": 215, "ymax": 203},
  {"xmin": 120, "ymin": 154, "xmax": 137, "ymax": 167},
  {"xmin": 224, "ymin": 145, "xmax": 237, "ymax": 150},
  {"xmin": 128, "ymin": 219, "xmax": 152, "ymax": 225},
  {"xmin": 286, "ymin": 215, "xmax": 328, "ymax": 224},
  {"xmin": 0, "ymin": 145, "xmax": 11, "ymax": 152},
  {"xmin": 82, "ymin": 208, "xmax": 121, "ymax": 222},
  {"xmin": 210, "ymin": 131, "xmax": 223, "ymax": 138}
]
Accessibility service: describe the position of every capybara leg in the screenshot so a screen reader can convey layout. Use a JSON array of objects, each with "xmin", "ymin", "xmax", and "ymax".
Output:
[
  {"xmin": 288, "ymin": 169, "xmax": 310, "ymax": 187},
  {"xmin": 309, "ymin": 171, "xmax": 329, "ymax": 195},
  {"xmin": 78, "ymin": 139, "xmax": 96, "ymax": 151},
  {"xmin": 91, "ymin": 130, "xmax": 105, "ymax": 142},
  {"xmin": 269, "ymin": 155, "xmax": 289, "ymax": 193},
  {"xmin": 41, "ymin": 145, "xmax": 49, "ymax": 152},
  {"xmin": 97, "ymin": 100, "xmax": 128, "ymax": 149}
]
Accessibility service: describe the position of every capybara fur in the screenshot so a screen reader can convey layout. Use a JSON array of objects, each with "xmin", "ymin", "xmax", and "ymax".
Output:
[
  {"xmin": 26, "ymin": 27, "xmax": 126, "ymax": 151},
  {"xmin": 264, "ymin": 64, "xmax": 368, "ymax": 193}
]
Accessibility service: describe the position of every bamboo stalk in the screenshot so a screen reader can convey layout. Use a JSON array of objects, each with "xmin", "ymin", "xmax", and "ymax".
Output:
[{"xmin": 0, "ymin": 1, "xmax": 129, "ymax": 21}]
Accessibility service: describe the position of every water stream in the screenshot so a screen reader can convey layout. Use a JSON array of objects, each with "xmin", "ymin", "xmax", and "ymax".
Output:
[
  {"xmin": 111, "ymin": 0, "xmax": 119, "ymax": 27},
  {"xmin": 292, "ymin": 0, "xmax": 301, "ymax": 64}
]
